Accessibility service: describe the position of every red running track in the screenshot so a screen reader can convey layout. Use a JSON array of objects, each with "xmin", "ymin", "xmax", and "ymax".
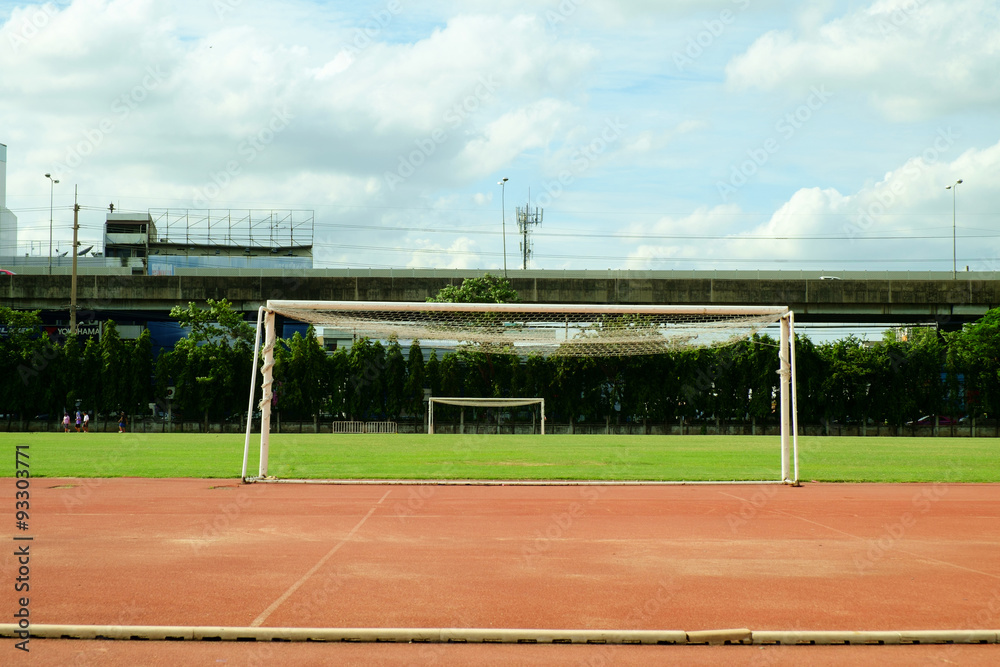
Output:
[{"xmin": 2, "ymin": 478, "xmax": 999, "ymax": 665}]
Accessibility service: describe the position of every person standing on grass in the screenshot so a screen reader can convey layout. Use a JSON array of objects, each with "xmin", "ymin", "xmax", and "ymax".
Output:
[
  {"xmin": 75, "ymin": 410, "xmax": 82, "ymax": 432},
  {"xmin": 83, "ymin": 411, "xmax": 90, "ymax": 433},
  {"xmin": 62, "ymin": 413, "xmax": 70, "ymax": 432},
  {"xmin": 118, "ymin": 411, "xmax": 127, "ymax": 433}
]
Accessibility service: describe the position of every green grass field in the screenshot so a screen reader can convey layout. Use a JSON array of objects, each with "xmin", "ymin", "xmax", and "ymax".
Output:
[{"xmin": 2, "ymin": 432, "xmax": 998, "ymax": 482}]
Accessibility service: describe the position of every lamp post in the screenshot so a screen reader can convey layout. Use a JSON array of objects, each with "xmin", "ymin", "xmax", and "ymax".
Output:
[
  {"xmin": 45, "ymin": 173, "xmax": 59, "ymax": 275},
  {"xmin": 946, "ymin": 178, "xmax": 963, "ymax": 279},
  {"xmin": 498, "ymin": 177, "xmax": 508, "ymax": 276}
]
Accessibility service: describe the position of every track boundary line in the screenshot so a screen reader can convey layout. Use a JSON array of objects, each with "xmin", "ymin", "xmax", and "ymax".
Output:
[{"xmin": 2, "ymin": 624, "xmax": 998, "ymax": 645}]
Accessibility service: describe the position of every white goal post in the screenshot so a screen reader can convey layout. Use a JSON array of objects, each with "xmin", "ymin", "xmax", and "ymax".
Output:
[
  {"xmin": 428, "ymin": 397, "xmax": 545, "ymax": 435},
  {"xmin": 242, "ymin": 301, "xmax": 799, "ymax": 484}
]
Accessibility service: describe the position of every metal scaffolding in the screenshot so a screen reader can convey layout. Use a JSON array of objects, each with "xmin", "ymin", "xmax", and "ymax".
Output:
[{"xmin": 147, "ymin": 209, "xmax": 314, "ymax": 249}]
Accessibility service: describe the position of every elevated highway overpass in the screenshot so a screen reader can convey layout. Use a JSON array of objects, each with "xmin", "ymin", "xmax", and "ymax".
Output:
[{"xmin": 2, "ymin": 269, "xmax": 999, "ymax": 329}]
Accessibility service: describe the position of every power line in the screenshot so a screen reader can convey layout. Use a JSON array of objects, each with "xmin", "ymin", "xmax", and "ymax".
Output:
[
  {"xmin": 8, "ymin": 197, "xmax": 994, "ymax": 218},
  {"xmin": 304, "ymin": 221, "xmax": 997, "ymax": 242},
  {"xmin": 22, "ymin": 212, "xmax": 992, "ymax": 242}
]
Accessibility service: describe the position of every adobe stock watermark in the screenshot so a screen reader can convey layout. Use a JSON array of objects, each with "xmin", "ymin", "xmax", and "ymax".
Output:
[
  {"xmin": 581, "ymin": 578, "xmax": 677, "ymax": 667},
  {"xmin": 393, "ymin": 431, "xmax": 493, "ymax": 522},
  {"xmin": 50, "ymin": 66, "xmax": 169, "ymax": 176},
  {"xmin": 190, "ymin": 490, "xmax": 258, "ymax": 553},
  {"xmin": 406, "ymin": 611, "xmax": 477, "ymax": 666},
  {"xmin": 284, "ymin": 566, "xmax": 350, "ymax": 625},
  {"xmin": 681, "ymin": 348, "xmax": 737, "ymax": 405},
  {"xmin": 336, "ymin": 0, "xmax": 405, "ymax": 63},
  {"xmin": 383, "ymin": 74, "xmax": 500, "ymax": 192},
  {"xmin": 853, "ymin": 477, "xmax": 955, "ymax": 574},
  {"xmin": 725, "ymin": 484, "xmax": 780, "ymax": 534},
  {"xmin": 233, "ymin": 0, "xmax": 404, "ymax": 70},
  {"xmin": 392, "ymin": 466, "xmax": 451, "ymax": 522},
  {"xmin": 875, "ymin": 0, "xmax": 929, "ymax": 37},
  {"xmin": 6, "ymin": 3, "xmax": 57, "ymax": 53},
  {"xmin": 66, "ymin": 598, "xmax": 145, "ymax": 667},
  {"xmin": 545, "ymin": 0, "xmax": 582, "ymax": 27},
  {"xmin": 521, "ymin": 485, "xmax": 608, "ymax": 565},
  {"xmin": 60, "ymin": 432, "xmax": 147, "ymax": 511},
  {"xmin": 928, "ymin": 588, "xmax": 1000, "ymax": 664},
  {"xmin": 673, "ymin": 0, "xmax": 751, "ymax": 72},
  {"xmin": 968, "ymin": 254, "xmax": 1000, "ymax": 280},
  {"xmin": 532, "ymin": 117, "xmax": 628, "ymax": 208},
  {"xmin": 844, "ymin": 127, "xmax": 958, "ymax": 242},
  {"xmin": 213, "ymin": 0, "xmax": 244, "ymax": 20},
  {"xmin": 521, "ymin": 446, "xmax": 635, "ymax": 564},
  {"xmin": 717, "ymin": 84, "xmax": 833, "ymax": 202},
  {"xmin": 191, "ymin": 106, "xmax": 294, "ymax": 207}
]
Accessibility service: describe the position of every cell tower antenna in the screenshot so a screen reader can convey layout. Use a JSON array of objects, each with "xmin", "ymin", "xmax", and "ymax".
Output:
[{"xmin": 516, "ymin": 191, "xmax": 543, "ymax": 270}]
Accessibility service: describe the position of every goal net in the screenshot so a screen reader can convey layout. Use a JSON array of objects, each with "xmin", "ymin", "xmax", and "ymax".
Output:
[{"xmin": 242, "ymin": 301, "xmax": 799, "ymax": 483}]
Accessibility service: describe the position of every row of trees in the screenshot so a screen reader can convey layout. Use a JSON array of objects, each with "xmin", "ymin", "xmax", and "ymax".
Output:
[
  {"xmin": 0, "ymin": 309, "xmax": 154, "ymax": 430},
  {"xmin": 268, "ymin": 325, "xmax": 971, "ymax": 431},
  {"xmin": 4, "ymin": 295, "xmax": 1000, "ymax": 431}
]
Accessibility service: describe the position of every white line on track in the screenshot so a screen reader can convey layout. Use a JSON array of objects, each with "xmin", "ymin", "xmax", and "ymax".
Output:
[
  {"xmin": 250, "ymin": 489, "xmax": 392, "ymax": 627},
  {"xmin": 770, "ymin": 507, "xmax": 1000, "ymax": 581}
]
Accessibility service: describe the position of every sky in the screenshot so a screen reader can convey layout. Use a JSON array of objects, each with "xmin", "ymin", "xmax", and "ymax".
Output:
[{"xmin": 1, "ymin": 0, "xmax": 998, "ymax": 273}]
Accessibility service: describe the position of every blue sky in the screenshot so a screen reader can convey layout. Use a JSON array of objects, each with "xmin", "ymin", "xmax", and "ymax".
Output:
[{"xmin": 1, "ymin": 0, "xmax": 998, "ymax": 272}]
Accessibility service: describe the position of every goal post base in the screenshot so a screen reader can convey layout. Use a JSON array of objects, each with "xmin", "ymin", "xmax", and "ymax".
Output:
[{"xmin": 237, "ymin": 478, "xmax": 797, "ymax": 486}]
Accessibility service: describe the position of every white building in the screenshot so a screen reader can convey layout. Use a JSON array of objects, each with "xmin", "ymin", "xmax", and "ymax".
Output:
[{"xmin": 0, "ymin": 143, "xmax": 19, "ymax": 257}]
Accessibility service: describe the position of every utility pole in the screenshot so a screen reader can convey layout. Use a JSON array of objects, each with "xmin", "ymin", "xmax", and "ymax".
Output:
[
  {"xmin": 70, "ymin": 185, "xmax": 80, "ymax": 336},
  {"xmin": 516, "ymin": 190, "xmax": 543, "ymax": 270}
]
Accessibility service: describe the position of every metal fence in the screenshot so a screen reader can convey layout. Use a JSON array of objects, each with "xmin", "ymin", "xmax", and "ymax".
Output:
[{"xmin": 330, "ymin": 421, "xmax": 398, "ymax": 434}]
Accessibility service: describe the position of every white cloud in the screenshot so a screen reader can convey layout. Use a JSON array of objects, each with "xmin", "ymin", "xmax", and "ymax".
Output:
[
  {"xmin": 405, "ymin": 237, "xmax": 482, "ymax": 270},
  {"xmin": 308, "ymin": 13, "xmax": 595, "ymax": 138},
  {"xmin": 1, "ymin": 0, "xmax": 996, "ymax": 272},
  {"xmin": 625, "ymin": 138, "xmax": 1000, "ymax": 270},
  {"xmin": 454, "ymin": 99, "xmax": 576, "ymax": 179},
  {"xmin": 725, "ymin": 0, "xmax": 1000, "ymax": 120},
  {"xmin": 0, "ymin": 3, "xmax": 598, "ymax": 231},
  {"xmin": 623, "ymin": 203, "xmax": 750, "ymax": 267}
]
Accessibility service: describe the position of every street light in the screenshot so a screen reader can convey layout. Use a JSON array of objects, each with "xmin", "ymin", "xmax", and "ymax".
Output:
[
  {"xmin": 946, "ymin": 178, "xmax": 963, "ymax": 279},
  {"xmin": 498, "ymin": 177, "xmax": 508, "ymax": 276},
  {"xmin": 45, "ymin": 173, "xmax": 59, "ymax": 275}
]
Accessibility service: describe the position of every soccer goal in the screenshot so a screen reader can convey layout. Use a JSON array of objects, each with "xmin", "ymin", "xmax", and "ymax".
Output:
[
  {"xmin": 428, "ymin": 397, "xmax": 545, "ymax": 435},
  {"xmin": 242, "ymin": 301, "xmax": 799, "ymax": 484}
]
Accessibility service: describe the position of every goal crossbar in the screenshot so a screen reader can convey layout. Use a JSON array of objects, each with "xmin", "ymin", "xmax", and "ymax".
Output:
[
  {"xmin": 242, "ymin": 301, "xmax": 798, "ymax": 484},
  {"xmin": 259, "ymin": 301, "xmax": 790, "ymax": 356},
  {"xmin": 264, "ymin": 300, "xmax": 789, "ymax": 315}
]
